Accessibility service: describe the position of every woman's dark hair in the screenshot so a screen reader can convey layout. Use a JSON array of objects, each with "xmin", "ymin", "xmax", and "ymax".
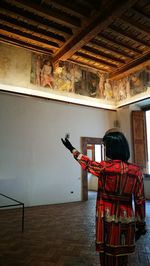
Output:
[{"xmin": 103, "ymin": 131, "xmax": 130, "ymax": 161}]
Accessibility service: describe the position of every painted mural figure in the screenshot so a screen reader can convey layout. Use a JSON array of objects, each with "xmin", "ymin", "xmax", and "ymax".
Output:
[
  {"xmin": 54, "ymin": 65, "xmax": 72, "ymax": 92},
  {"xmin": 41, "ymin": 60, "xmax": 53, "ymax": 88},
  {"xmin": 97, "ymin": 73, "xmax": 105, "ymax": 98},
  {"xmin": 112, "ymin": 80, "xmax": 119, "ymax": 102},
  {"xmin": 88, "ymin": 75, "xmax": 99, "ymax": 97},
  {"xmin": 61, "ymin": 130, "xmax": 146, "ymax": 266},
  {"xmin": 104, "ymin": 78, "xmax": 113, "ymax": 100},
  {"xmin": 118, "ymin": 79, "xmax": 127, "ymax": 100},
  {"xmin": 130, "ymin": 73, "xmax": 143, "ymax": 95}
]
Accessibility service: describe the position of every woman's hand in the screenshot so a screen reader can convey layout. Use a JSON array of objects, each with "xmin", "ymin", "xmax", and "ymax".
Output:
[{"xmin": 61, "ymin": 137, "xmax": 75, "ymax": 153}]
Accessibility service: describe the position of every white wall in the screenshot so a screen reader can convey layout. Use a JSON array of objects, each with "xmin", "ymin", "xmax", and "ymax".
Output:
[{"xmin": 0, "ymin": 92, "xmax": 116, "ymax": 206}]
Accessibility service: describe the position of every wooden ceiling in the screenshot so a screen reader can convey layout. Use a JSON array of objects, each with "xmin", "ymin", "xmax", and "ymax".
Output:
[{"xmin": 0, "ymin": 0, "xmax": 150, "ymax": 79}]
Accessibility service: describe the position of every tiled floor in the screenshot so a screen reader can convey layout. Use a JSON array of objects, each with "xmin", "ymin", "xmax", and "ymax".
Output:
[{"xmin": 0, "ymin": 192, "xmax": 149, "ymax": 266}]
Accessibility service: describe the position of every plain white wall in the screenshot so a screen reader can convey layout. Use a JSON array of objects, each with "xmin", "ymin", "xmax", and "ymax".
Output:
[{"xmin": 0, "ymin": 92, "xmax": 117, "ymax": 206}]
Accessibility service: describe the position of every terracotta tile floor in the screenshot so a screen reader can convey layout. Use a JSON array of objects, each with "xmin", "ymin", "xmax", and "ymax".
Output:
[{"xmin": 0, "ymin": 192, "xmax": 149, "ymax": 266}]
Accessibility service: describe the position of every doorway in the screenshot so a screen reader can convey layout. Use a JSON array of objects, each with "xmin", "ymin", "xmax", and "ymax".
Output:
[{"xmin": 81, "ymin": 137, "xmax": 105, "ymax": 201}]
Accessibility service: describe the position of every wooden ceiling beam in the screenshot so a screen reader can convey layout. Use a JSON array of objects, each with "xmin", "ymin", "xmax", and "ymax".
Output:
[
  {"xmin": 43, "ymin": 0, "xmax": 89, "ymax": 18},
  {"xmin": 4, "ymin": 0, "xmax": 81, "ymax": 28},
  {"xmin": 0, "ymin": 28, "xmax": 59, "ymax": 52},
  {"xmin": 0, "ymin": 18, "xmax": 64, "ymax": 46},
  {"xmin": 131, "ymin": 7, "xmax": 150, "ymax": 24},
  {"xmin": 52, "ymin": 0, "xmax": 138, "ymax": 64},
  {"xmin": 80, "ymin": 46, "xmax": 125, "ymax": 65},
  {"xmin": 0, "ymin": 7, "xmax": 72, "ymax": 38},
  {"xmin": 96, "ymin": 34, "xmax": 143, "ymax": 54},
  {"xmin": 109, "ymin": 25, "xmax": 150, "ymax": 48},
  {"xmin": 89, "ymin": 40, "xmax": 134, "ymax": 59},
  {"xmin": 109, "ymin": 52, "xmax": 150, "ymax": 79},
  {"xmin": 74, "ymin": 52, "xmax": 118, "ymax": 68},
  {"xmin": 68, "ymin": 59, "xmax": 109, "ymax": 73},
  {"xmin": 0, "ymin": 36, "xmax": 54, "ymax": 55},
  {"xmin": 119, "ymin": 16, "xmax": 150, "ymax": 35}
]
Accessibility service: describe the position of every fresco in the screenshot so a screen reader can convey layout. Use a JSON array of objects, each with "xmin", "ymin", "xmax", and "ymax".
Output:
[
  {"xmin": 30, "ymin": 53, "xmax": 150, "ymax": 103},
  {"xmin": 30, "ymin": 53, "xmax": 114, "ymax": 100},
  {"xmin": 113, "ymin": 66, "xmax": 150, "ymax": 102},
  {"xmin": 30, "ymin": 54, "xmax": 54, "ymax": 88}
]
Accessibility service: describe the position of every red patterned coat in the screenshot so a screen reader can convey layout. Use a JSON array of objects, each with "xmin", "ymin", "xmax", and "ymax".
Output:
[{"xmin": 72, "ymin": 149, "xmax": 146, "ymax": 256}]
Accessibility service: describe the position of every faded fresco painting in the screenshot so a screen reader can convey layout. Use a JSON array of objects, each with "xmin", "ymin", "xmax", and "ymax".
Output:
[
  {"xmin": 30, "ymin": 54, "xmax": 54, "ymax": 89},
  {"xmin": 53, "ymin": 61, "xmax": 100, "ymax": 97},
  {"xmin": 30, "ymin": 53, "xmax": 150, "ymax": 103},
  {"xmin": 113, "ymin": 66, "xmax": 150, "ymax": 102},
  {"xmin": 30, "ymin": 53, "xmax": 113, "ymax": 100}
]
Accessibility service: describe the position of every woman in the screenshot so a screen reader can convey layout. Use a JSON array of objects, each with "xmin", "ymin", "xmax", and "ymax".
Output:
[{"xmin": 61, "ymin": 130, "xmax": 146, "ymax": 266}]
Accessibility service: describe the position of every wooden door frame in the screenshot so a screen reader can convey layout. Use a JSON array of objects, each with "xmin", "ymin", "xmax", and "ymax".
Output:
[{"xmin": 81, "ymin": 137, "xmax": 103, "ymax": 201}]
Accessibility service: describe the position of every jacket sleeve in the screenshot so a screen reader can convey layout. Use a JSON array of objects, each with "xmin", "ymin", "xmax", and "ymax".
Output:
[
  {"xmin": 134, "ymin": 169, "xmax": 146, "ymax": 231},
  {"xmin": 72, "ymin": 149, "xmax": 105, "ymax": 177}
]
